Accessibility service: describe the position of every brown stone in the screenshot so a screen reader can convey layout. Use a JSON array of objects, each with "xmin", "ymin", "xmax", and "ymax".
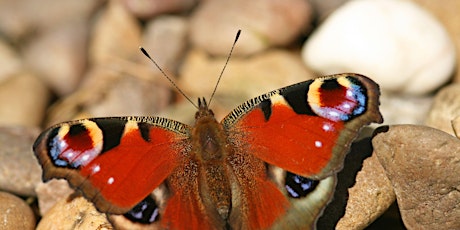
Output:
[
  {"xmin": 373, "ymin": 125, "xmax": 460, "ymax": 229},
  {"xmin": 336, "ymin": 153, "xmax": 395, "ymax": 229},
  {"xmin": 36, "ymin": 195, "xmax": 112, "ymax": 230},
  {"xmin": 44, "ymin": 67, "xmax": 171, "ymax": 126},
  {"xmin": 409, "ymin": 0, "xmax": 460, "ymax": 83},
  {"xmin": 0, "ymin": 39, "xmax": 22, "ymax": 82},
  {"xmin": 425, "ymin": 83, "xmax": 460, "ymax": 136},
  {"xmin": 122, "ymin": 0, "xmax": 197, "ymax": 19},
  {"xmin": 190, "ymin": 0, "xmax": 313, "ymax": 56},
  {"xmin": 0, "ymin": 73, "xmax": 50, "ymax": 127},
  {"xmin": 141, "ymin": 15, "xmax": 188, "ymax": 77},
  {"xmin": 24, "ymin": 20, "xmax": 88, "ymax": 96},
  {"xmin": 0, "ymin": 126, "xmax": 42, "ymax": 196},
  {"xmin": 35, "ymin": 180, "xmax": 74, "ymax": 216},
  {"xmin": 89, "ymin": 0, "xmax": 142, "ymax": 65},
  {"xmin": 0, "ymin": 191, "xmax": 35, "ymax": 230}
]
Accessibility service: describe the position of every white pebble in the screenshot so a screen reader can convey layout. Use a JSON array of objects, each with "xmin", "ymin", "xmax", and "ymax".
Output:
[{"xmin": 302, "ymin": 0, "xmax": 456, "ymax": 95}]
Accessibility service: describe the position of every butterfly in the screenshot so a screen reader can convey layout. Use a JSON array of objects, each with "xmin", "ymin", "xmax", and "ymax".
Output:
[{"xmin": 33, "ymin": 70, "xmax": 382, "ymax": 229}]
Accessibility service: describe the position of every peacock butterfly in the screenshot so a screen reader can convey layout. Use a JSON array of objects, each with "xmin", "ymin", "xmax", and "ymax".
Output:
[{"xmin": 33, "ymin": 32, "xmax": 383, "ymax": 230}]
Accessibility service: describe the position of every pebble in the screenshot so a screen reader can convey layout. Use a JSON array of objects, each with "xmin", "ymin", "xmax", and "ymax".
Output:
[
  {"xmin": 409, "ymin": 0, "xmax": 460, "ymax": 83},
  {"xmin": 373, "ymin": 125, "xmax": 460, "ymax": 229},
  {"xmin": 0, "ymin": 126, "xmax": 42, "ymax": 196},
  {"xmin": 89, "ymin": 0, "xmax": 142, "ymax": 65},
  {"xmin": 0, "ymin": 0, "xmax": 101, "ymax": 41},
  {"xmin": 0, "ymin": 73, "xmax": 50, "ymax": 127},
  {"xmin": 425, "ymin": 84, "xmax": 460, "ymax": 136},
  {"xmin": 0, "ymin": 39, "xmax": 22, "ymax": 82},
  {"xmin": 190, "ymin": 0, "xmax": 313, "ymax": 56},
  {"xmin": 44, "ymin": 67, "xmax": 171, "ymax": 126},
  {"xmin": 35, "ymin": 180, "xmax": 74, "ymax": 216},
  {"xmin": 23, "ymin": 19, "xmax": 88, "ymax": 96},
  {"xmin": 302, "ymin": 0, "xmax": 456, "ymax": 95},
  {"xmin": 336, "ymin": 153, "xmax": 395, "ymax": 229},
  {"xmin": 141, "ymin": 15, "xmax": 189, "ymax": 76},
  {"xmin": 0, "ymin": 191, "xmax": 35, "ymax": 230},
  {"xmin": 122, "ymin": 0, "xmax": 197, "ymax": 19},
  {"xmin": 308, "ymin": 0, "xmax": 349, "ymax": 21},
  {"xmin": 379, "ymin": 91, "xmax": 432, "ymax": 125},
  {"xmin": 36, "ymin": 195, "xmax": 112, "ymax": 230}
]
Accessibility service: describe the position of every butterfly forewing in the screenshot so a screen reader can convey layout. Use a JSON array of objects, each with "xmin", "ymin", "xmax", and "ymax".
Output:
[
  {"xmin": 33, "ymin": 116, "xmax": 191, "ymax": 214},
  {"xmin": 223, "ymin": 73, "xmax": 382, "ymax": 179}
]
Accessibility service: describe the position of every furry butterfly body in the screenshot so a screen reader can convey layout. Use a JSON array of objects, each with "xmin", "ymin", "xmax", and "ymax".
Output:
[{"xmin": 34, "ymin": 73, "xmax": 382, "ymax": 229}]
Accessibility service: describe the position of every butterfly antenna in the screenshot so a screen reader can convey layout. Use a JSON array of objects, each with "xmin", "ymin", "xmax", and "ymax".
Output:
[
  {"xmin": 140, "ymin": 47, "xmax": 198, "ymax": 109},
  {"xmin": 207, "ymin": 29, "xmax": 241, "ymax": 106}
]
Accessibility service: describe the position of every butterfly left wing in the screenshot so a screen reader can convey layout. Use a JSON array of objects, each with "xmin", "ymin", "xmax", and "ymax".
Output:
[
  {"xmin": 33, "ymin": 116, "xmax": 191, "ymax": 215},
  {"xmin": 222, "ymin": 73, "xmax": 383, "ymax": 228}
]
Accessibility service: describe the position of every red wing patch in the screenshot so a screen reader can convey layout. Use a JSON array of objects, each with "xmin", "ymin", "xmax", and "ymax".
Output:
[
  {"xmin": 230, "ymin": 102, "xmax": 344, "ymax": 178},
  {"xmin": 34, "ymin": 118, "xmax": 189, "ymax": 214},
  {"xmin": 224, "ymin": 74, "xmax": 382, "ymax": 180}
]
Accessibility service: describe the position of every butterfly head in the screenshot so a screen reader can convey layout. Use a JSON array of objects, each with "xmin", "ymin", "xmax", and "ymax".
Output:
[{"xmin": 195, "ymin": 97, "xmax": 215, "ymax": 120}]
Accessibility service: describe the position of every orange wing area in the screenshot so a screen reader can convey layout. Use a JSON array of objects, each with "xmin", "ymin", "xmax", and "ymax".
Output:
[
  {"xmin": 161, "ymin": 158, "xmax": 226, "ymax": 230},
  {"xmin": 243, "ymin": 177, "xmax": 290, "ymax": 229},
  {"xmin": 79, "ymin": 127, "xmax": 185, "ymax": 212},
  {"xmin": 227, "ymin": 152, "xmax": 290, "ymax": 229},
  {"xmin": 230, "ymin": 103, "xmax": 344, "ymax": 178},
  {"xmin": 33, "ymin": 118, "xmax": 190, "ymax": 214},
  {"xmin": 161, "ymin": 188, "xmax": 217, "ymax": 230}
]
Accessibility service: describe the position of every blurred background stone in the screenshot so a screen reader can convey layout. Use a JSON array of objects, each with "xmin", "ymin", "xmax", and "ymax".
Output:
[
  {"xmin": 0, "ymin": 191, "xmax": 36, "ymax": 230},
  {"xmin": 122, "ymin": 0, "xmax": 197, "ymax": 19},
  {"xmin": 0, "ymin": 126, "xmax": 42, "ymax": 196},
  {"xmin": 302, "ymin": 0, "xmax": 456, "ymax": 95},
  {"xmin": 190, "ymin": 0, "xmax": 313, "ymax": 56},
  {"xmin": 89, "ymin": 0, "xmax": 142, "ymax": 65},
  {"xmin": 0, "ymin": 39, "xmax": 22, "ymax": 83},
  {"xmin": 425, "ymin": 84, "xmax": 460, "ymax": 136},
  {"xmin": 0, "ymin": 73, "xmax": 50, "ymax": 127}
]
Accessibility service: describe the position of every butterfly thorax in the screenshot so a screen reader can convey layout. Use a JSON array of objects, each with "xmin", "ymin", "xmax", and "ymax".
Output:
[{"xmin": 191, "ymin": 98, "xmax": 232, "ymax": 222}]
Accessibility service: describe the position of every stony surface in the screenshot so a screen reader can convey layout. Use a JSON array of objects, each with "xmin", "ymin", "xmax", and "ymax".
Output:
[
  {"xmin": 0, "ymin": 39, "xmax": 22, "ymax": 82},
  {"xmin": 373, "ymin": 125, "xmax": 460, "ymax": 229},
  {"xmin": 0, "ymin": 191, "xmax": 35, "ymax": 230},
  {"xmin": 336, "ymin": 153, "xmax": 395, "ymax": 229},
  {"xmin": 24, "ymin": 19, "xmax": 88, "ymax": 96},
  {"xmin": 0, "ymin": 0, "xmax": 458, "ymax": 228},
  {"xmin": 425, "ymin": 83, "xmax": 460, "ymax": 136},
  {"xmin": 190, "ymin": 0, "xmax": 313, "ymax": 56},
  {"xmin": 380, "ymin": 91, "xmax": 433, "ymax": 125},
  {"xmin": 0, "ymin": 126, "xmax": 42, "ymax": 196},
  {"xmin": 409, "ymin": 0, "xmax": 460, "ymax": 83},
  {"xmin": 89, "ymin": 0, "xmax": 142, "ymax": 65},
  {"xmin": 0, "ymin": 73, "xmax": 50, "ymax": 126},
  {"xmin": 44, "ymin": 67, "xmax": 171, "ymax": 126},
  {"xmin": 35, "ymin": 180, "xmax": 74, "ymax": 216},
  {"xmin": 141, "ymin": 15, "xmax": 189, "ymax": 77},
  {"xmin": 302, "ymin": 0, "xmax": 456, "ymax": 95},
  {"xmin": 36, "ymin": 195, "xmax": 112, "ymax": 230},
  {"xmin": 122, "ymin": 0, "xmax": 197, "ymax": 19}
]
